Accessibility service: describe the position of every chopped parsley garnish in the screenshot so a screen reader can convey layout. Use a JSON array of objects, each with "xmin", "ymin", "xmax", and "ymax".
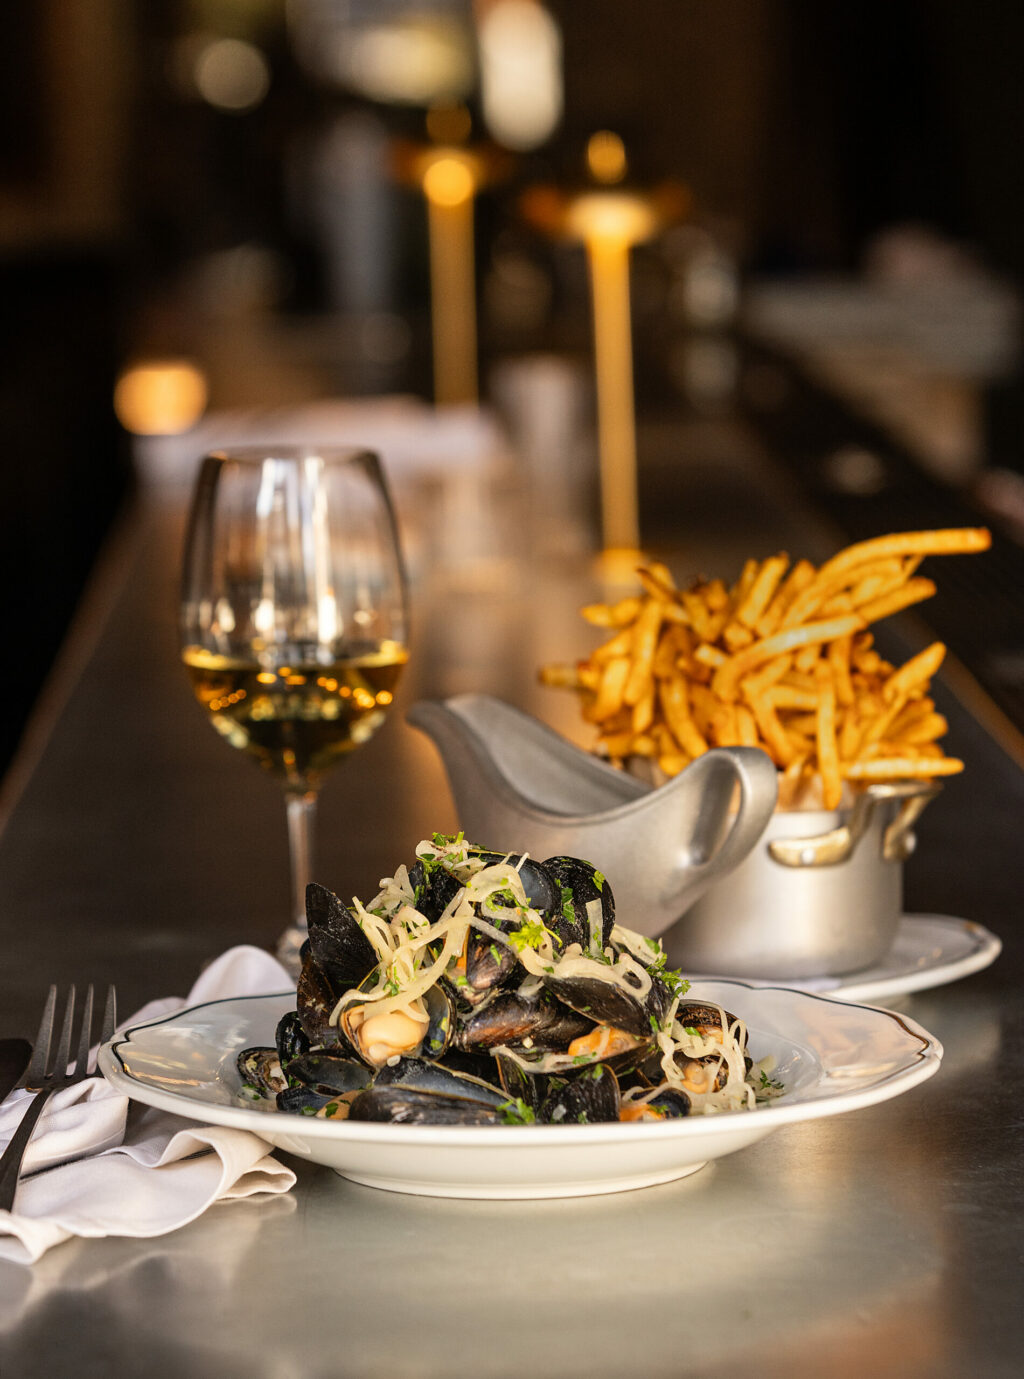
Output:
[
  {"xmin": 508, "ymin": 918, "xmax": 550, "ymax": 952},
  {"xmin": 683, "ymin": 1026, "xmax": 701, "ymax": 1038},
  {"xmin": 499, "ymin": 1097, "xmax": 536, "ymax": 1125},
  {"xmin": 558, "ymin": 882, "xmax": 576, "ymax": 927}
]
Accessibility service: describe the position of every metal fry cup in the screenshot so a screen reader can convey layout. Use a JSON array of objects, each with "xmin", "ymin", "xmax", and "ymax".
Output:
[{"xmin": 662, "ymin": 781, "xmax": 940, "ymax": 980}]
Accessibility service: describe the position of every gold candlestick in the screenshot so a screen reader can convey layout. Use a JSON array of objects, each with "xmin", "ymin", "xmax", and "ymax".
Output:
[
  {"xmin": 420, "ymin": 149, "xmax": 481, "ymax": 407},
  {"xmin": 523, "ymin": 133, "xmax": 687, "ymax": 567}
]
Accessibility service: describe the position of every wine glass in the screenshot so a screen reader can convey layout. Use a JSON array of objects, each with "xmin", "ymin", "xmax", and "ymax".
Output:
[{"xmin": 180, "ymin": 446, "xmax": 409, "ymax": 972}]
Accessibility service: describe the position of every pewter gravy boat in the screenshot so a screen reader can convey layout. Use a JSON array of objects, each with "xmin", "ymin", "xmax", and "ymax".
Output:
[{"xmin": 407, "ymin": 694, "xmax": 778, "ymax": 938}]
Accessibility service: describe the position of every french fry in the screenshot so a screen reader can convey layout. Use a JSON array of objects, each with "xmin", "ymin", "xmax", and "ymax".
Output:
[
  {"xmin": 845, "ymin": 756, "xmax": 964, "ymax": 780},
  {"xmin": 581, "ymin": 596, "xmax": 642, "ymax": 627},
  {"xmin": 756, "ymin": 559, "xmax": 815, "ymax": 637},
  {"xmin": 734, "ymin": 553, "xmax": 789, "ymax": 629},
  {"xmin": 857, "ymin": 577, "xmax": 936, "ymax": 625},
  {"xmin": 883, "ymin": 641, "xmax": 946, "ymax": 703},
  {"xmin": 624, "ymin": 600, "xmax": 663, "ymax": 706},
  {"xmin": 815, "ymin": 663, "xmax": 842, "ymax": 809},
  {"xmin": 828, "ymin": 635, "xmax": 855, "ymax": 707},
  {"xmin": 815, "ymin": 528, "xmax": 990, "ymax": 584},
  {"xmin": 777, "ymin": 754, "xmax": 810, "ymax": 808},
  {"xmin": 591, "ymin": 656, "xmax": 631, "ymax": 721},
  {"xmin": 659, "ymin": 677, "xmax": 709, "ymax": 758}
]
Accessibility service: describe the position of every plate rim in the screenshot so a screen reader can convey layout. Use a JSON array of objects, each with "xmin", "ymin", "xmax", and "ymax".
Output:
[{"xmin": 99, "ymin": 981, "xmax": 943, "ymax": 1148}]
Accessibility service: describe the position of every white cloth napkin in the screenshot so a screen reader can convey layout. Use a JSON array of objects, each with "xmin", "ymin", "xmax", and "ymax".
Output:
[{"xmin": 0, "ymin": 946, "xmax": 297, "ymax": 1266}]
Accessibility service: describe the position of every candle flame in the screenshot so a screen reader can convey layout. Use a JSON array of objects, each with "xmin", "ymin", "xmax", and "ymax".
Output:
[{"xmin": 586, "ymin": 130, "xmax": 627, "ymax": 185}]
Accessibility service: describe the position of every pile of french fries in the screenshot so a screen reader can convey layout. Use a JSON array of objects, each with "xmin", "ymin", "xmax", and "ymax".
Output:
[{"xmin": 540, "ymin": 528, "xmax": 992, "ymax": 810}]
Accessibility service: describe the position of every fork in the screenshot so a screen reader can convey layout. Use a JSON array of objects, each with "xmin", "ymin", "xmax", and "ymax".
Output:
[{"xmin": 0, "ymin": 984, "xmax": 117, "ymax": 1212}]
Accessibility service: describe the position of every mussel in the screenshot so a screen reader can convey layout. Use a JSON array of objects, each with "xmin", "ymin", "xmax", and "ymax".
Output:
[
  {"xmin": 339, "ymin": 975, "xmax": 453, "ymax": 1069},
  {"xmin": 236, "ymin": 1046, "xmax": 287, "ymax": 1100},
  {"xmin": 540, "ymin": 1063, "xmax": 620, "ymax": 1125},
  {"xmin": 305, "ymin": 882, "xmax": 379, "ymax": 994},
  {"xmin": 455, "ymin": 989, "xmax": 592, "ymax": 1053}
]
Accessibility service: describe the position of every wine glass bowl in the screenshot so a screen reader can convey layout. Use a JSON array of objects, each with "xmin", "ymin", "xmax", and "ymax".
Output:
[{"xmin": 180, "ymin": 446, "xmax": 409, "ymax": 968}]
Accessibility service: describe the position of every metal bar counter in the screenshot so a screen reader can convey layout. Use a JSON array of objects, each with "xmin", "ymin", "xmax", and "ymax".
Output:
[{"xmin": 1, "ymin": 424, "xmax": 1021, "ymax": 1379}]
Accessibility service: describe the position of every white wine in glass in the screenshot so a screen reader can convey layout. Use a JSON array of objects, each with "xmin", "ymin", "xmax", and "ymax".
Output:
[{"xmin": 180, "ymin": 446, "xmax": 409, "ymax": 971}]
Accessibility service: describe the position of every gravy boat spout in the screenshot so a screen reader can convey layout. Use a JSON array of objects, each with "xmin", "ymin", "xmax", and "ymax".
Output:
[{"xmin": 407, "ymin": 695, "xmax": 778, "ymax": 938}]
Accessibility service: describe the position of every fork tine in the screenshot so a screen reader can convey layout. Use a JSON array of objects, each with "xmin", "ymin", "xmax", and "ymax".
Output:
[
  {"xmin": 24, "ymin": 985, "xmax": 57, "ymax": 1084},
  {"xmin": 50, "ymin": 986, "xmax": 76, "ymax": 1079},
  {"xmin": 74, "ymin": 984, "xmax": 95, "ymax": 1076},
  {"xmin": 100, "ymin": 987, "xmax": 117, "ymax": 1047},
  {"xmin": 95, "ymin": 986, "xmax": 117, "ymax": 1072}
]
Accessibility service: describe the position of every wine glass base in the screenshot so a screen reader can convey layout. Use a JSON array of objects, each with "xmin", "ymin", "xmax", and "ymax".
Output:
[{"xmin": 275, "ymin": 924, "xmax": 307, "ymax": 980}]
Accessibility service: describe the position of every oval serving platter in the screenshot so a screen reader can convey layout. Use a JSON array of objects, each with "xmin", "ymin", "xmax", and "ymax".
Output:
[{"xmin": 98, "ymin": 982, "xmax": 941, "ymax": 1200}]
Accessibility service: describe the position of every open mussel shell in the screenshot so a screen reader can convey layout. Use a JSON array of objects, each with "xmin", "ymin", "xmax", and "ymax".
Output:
[
  {"xmin": 374, "ymin": 1055, "xmax": 508, "ymax": 1107},
  {"xmin": 463, "ymin": 928, "xmax": 520, "ymax": 1000},
  {"xmin": 675, "ymin": 1002, "xmax": 747, "ymax": 1050},
  {"xmin": 277, "ymin": 1085, "xmax": 338, "ymax": 1115},
  {"xmin": 236, "ymin": 1046, "xmax": 287, "ymax": 1099},
  {"xmin": 621, "ymin": 1087, "xmax": 692, "ymax": 1121},
  {"xmin": 543, "ymin": 968, "xmax": 665, "ymax": 1038},
  {"xmin": 284, "ymin": 1052, "xmax": 373, "ymax": 1098},
  {"xmin": 275, "ymin": 1010, "xmax": 310, "ymax": 1066},
  {"xmin": 494, "ymin": 1053, "xmax": 546, "ymax": 1114},
  {"xmin": 340, "ymin": 974, "xmax": 453, "ymax": 1069},
  {"xmin": 408, "ymin": 859, "xmax": 462, "ymax": 923},
  {"xmin": 543, "ymin": 855, "xmax": 615, "ymax": 953},
  {"xmin": 305, "ymin": 883, "xmax": 379, "ymax": 994},
  {"xmin": 471, "ymin": 852, "xmax": 560, "ymax": 913},
  {"xmin": 348, "ymin": 1085, "xmax": 508, "ymax": 1125},
  {"xmin": 540, "ymin": 1063, "xmax": 621, "ymax": 1125},
  {"xmin": 455, "ymin": 989, "xmax": 592, "ymax": 1054}
]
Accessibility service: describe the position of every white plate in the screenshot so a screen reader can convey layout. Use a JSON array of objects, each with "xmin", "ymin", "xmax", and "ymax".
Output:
[
  {"xmin": 701, "ymin": 915, "xmax": 1000, "ymax": 1005},
  {"xmin": 98, "ymin": 983, "xmax": 942, "ymax": 1201}
]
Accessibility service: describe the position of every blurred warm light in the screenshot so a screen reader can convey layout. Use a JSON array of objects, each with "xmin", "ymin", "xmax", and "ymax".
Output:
[
  {"xmin": 586, "ymin": 130, "xmax": 627, "ymax": 185},
  {"xmin": 346, "ymin": 20, "xmax": 473, "ymax": 105},
  {"xmin": 114, "ymin": 361, "xmax": 208, "ymax": 436},
  {"xmin": 194, "ymin": 38, "xmax": 270, "ymax": 112},
  {"xmin": 423, "ymin": 155, "xmax": 475, "ymax": 208},
  {"xmin": 479, "ymin": 0, "xmax": 562, "ymax": 151},
  {"xmin": 426, "ymin": 101, "xmax": 472, "ymax": 145},
  {"xmin": 566, "ymin": 192, "xmax": 657, "ymax": 247}
]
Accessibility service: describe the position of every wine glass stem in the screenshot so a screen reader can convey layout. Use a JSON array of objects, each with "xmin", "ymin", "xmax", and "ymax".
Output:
[{"xmin": 278, "ymin": 788, "xmax": 317, "ymax": 974}]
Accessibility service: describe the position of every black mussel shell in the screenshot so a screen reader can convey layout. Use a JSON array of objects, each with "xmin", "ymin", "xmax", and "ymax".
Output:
[
  {"xmin": 464, "ymin": 927, "xmax": 521, "ymax": 999},
  {"xmin": 408, "ymin": 859, "xmax": 463, "ymax": 922},
  {"xmin": 296, "ymin": 955, "xmax": 347, "ymax": 1050},
  {"xmin": 439, "ymin": 1047, "xmax": 505, "ymax": 1083},
  {"xmin": 305, "ymin": 883, "xmax": 379, "ymax": 993},
  {"xmin": 472, "ymin": 852, "xmax": 560, "ymax": 919},
  {"xmin": 275, "ymin": 1010, "xmax": 310, "ymax": 1066},
  {"xmin": 543, "ymin": 856, "xmax": 615, "ymax": 953},
  {"xmin": 494, "ymin": 1053, "xmax": 546, "ymax": 1114},
  {"xmin": 276, "ymin": 1084, "xmax": 337, "ymax": 1115},
  {"xmin": 348, "ymin": 1086, "xmax": 508, "ymax": 1125},
  {"xmin": 374, "ymin": 1056, "xmax": 507, "ymax": 1107},
  {"xmin": 236, "ymin": 1046, "xmax": 286, "ymax": 1100},
  {"xmin": 675, "ymin": 1002, "xmax": 747, "ymax": 1050},
  {"xmin": 540, "ymin": 1063, "xmax": 621, "ymax": 1125},
  {"xmin": 543, "ymin": 970, "xmax": 655, "ymax": 1038},
  {"xmin": 283, "ymin": 1052, "xmax": 372, "ymax": 1097},
  {"xmin": 456, "ymin": 989, "xmax": 592, "ymax": 1053}
]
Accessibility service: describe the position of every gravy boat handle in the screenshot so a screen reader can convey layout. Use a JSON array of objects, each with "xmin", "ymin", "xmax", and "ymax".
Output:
[{"xmin": 669, "ymin": 746, "xmax": 779, "ymax": 892}]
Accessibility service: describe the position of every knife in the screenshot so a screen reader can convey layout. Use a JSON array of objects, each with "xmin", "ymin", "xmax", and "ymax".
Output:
[{"xmin": 0, "ymin": 1038, "xmax": 32, "ymax": 1102}]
